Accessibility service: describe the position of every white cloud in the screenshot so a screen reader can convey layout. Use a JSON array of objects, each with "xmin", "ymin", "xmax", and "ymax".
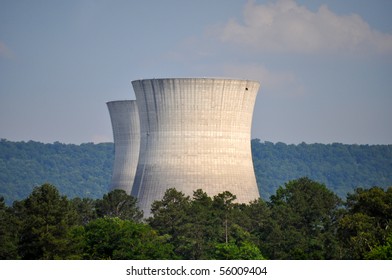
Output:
[{"xmin": 219, "ymin": 0, "xmax": 392, "ymax": 54}]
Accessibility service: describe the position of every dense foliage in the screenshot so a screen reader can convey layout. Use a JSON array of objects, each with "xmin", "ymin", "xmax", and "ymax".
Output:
[
  {"xmin": 1, "ymin": 180, "xmax": 391, "ymax": 260},
  {"xmin": 1, "ymin": 139, "xmax": 391, "ymax": 205},
  {"xmin": 0, "ymin": 139, "xmax": 113, "ymax": 204},
  {"xmin": 251, "ymin": 139, "xmax": 392, "ymax": 199}
]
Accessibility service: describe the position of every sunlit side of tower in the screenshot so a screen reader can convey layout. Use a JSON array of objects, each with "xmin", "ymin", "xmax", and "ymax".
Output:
[
  {"xmin": 131, "ymin": 78, "xmax": 260, "ymax": 215},
  {"xmin": 107, "ymin": 100, "xmax": 140, "ymax": 194}
]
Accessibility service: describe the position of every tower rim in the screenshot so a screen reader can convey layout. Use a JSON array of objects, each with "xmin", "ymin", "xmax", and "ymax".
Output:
[
  {"xmin": 131, "ymin": 77, "xmax": 260, "ymax": 85},
  {"xmin": 106, "ymin": 100, "xmax": 137, "ymax": 105}
]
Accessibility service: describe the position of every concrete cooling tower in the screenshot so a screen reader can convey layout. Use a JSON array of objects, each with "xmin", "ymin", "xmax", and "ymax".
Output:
[
  {"xmin": 107, "ymin": 100, "xmax": 140, "ymax": 194},
  {"xmin": 131, "ymin": 78, "xmax": 260, "ymax": 215}
]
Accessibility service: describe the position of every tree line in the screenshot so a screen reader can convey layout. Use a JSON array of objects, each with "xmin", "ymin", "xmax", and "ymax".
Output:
[
  {"xmin": 251, "ymin": 139, "xmax": 392, "ymax": 199},
  {"xmin": 0, "ymin": 139, "xmax": 113, "ymax": 204},
  {"xmin": 1, "ymin": 178, "xmax": 391, "ymax": 260},
  {"xmin": 1, "ymin": 139, "xmax": 392, "ymax": 205}
]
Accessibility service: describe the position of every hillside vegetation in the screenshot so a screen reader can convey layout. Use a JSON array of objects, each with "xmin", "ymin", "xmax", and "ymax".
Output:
[
  {"xmin": 252, "ymin": 139, "xmax": 392, "ymax": 199},
  {"xmin": 0, "ymin": 140, "xmax": 113, "ymax": 204},
  {"xmin": 0, "ymin": 138, "xmax": 391, "ymax": 204}
]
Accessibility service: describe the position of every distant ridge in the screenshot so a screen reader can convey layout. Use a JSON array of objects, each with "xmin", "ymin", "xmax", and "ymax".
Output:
[
  {"xmin": 252, "ymin": 139, "xmax": 392, "ymax": 199},
  {"xmin": 0, "ymin": 139, "xmax": 391, "ymax": 204},
  {"xmin": 0, "ymin": 139, "xmax": 114, "ymax": 204}
]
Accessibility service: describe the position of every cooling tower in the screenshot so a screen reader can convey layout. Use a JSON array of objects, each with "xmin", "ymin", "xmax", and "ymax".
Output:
[
  {"xmin": 131, "ymin": 78, "xmax": 260, "ymax": 215},
  {"xmin": 107, "ymin": 100, "xmax": 140, "ymax": 194}
]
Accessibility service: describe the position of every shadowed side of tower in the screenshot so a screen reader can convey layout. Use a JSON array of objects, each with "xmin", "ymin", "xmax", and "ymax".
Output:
[
  {"xmin": 132, "ymin": 78, "xmax": 260, "ymax": 216},
  {"xmin": 107, "ymin": 100, "xmax": 140, "ymax": 194}
]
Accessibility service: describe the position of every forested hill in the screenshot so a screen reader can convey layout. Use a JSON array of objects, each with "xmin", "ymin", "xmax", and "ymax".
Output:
[
  {"xmin": 1, "ymin": 138, "xmax": 392, "ymax": 204},
  {"xmin": 251, "ymin": 139, "xmax": 392, "ymax": 199},
  {"xmin": 0, "ymin": 140, "xmax": 114, "ymax": 204}
]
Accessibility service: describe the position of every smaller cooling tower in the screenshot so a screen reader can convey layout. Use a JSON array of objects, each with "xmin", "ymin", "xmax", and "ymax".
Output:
[{"xmin": 107, "ymin": 100, "xmax": 140, "ymax": 194}]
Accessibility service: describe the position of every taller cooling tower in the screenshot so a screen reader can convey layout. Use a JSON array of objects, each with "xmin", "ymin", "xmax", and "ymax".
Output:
[
  {"xmin": 131, "ymin": 78, "xmax": 260, "ymax": 215},
  {"xmin": 107, "ymin": 100, "xmax": 140, "ymax": 194}
]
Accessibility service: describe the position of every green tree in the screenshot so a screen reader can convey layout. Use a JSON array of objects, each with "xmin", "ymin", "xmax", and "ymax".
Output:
[
  {"xmin": 240, "ymin": 198, "xmax": 271, "ymax": 257},
  {"xmin": 181, "ymin": 189, "xmax": 218, "ymax": 259},
  {"xmin": 148, "ymin": 188, "xmax": 191, "ymax": 258},
  {"xmin": 338, "ymin": 186, "xmax": 392, "ymax": 259},
  {"xmin": 0, "ymin": 196, "xmax": 19, "ymax": 259},
  {"xmin": 70, "ymin": 197, "xmax": 97, "ymax": 225},
  {"xmin": 148, "ymin": 188, "xmax": 191, "ymax": 233},
  {"xmin": 365, "ymin": 232, "xmax": 392, "ymax": 260},
  {"xmin": 95, "ymin": 189, "xmax": 142, "ymax": 222},
  {"xmin": 15, "ymin": 184, "xmax": 78, "ymax": 259},
  {"xmin": 265, "ymin": 177, "xmax": 342, "ymax": 259},
  {"xmin": 214, "ymin": 241, "xmax": 265, "ymax": 260},
  {"xmin": 148, "ymin": 189, "xmax": 264, "ymax": 260},
  {"xmin": 80, "ymin": 217, "xmax": 174, "ymax": 259},
  {"xmin": 62, "ymin": 225, "xmax": 87, "ymax": 259},
  {"xmin": 212, "ymin": 191, "xmax": 237, "ymax": 244}
]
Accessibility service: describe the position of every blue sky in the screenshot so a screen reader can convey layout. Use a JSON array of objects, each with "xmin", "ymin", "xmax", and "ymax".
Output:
[{"xmin": 1, "ymin": 0, "xmax": 391, "ymax": 144}]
